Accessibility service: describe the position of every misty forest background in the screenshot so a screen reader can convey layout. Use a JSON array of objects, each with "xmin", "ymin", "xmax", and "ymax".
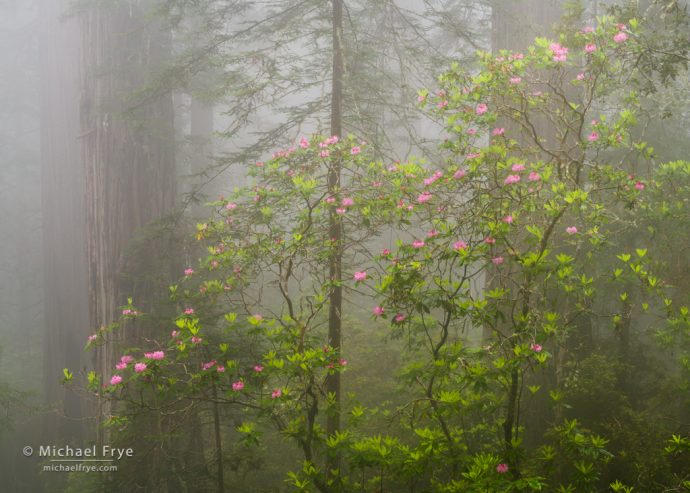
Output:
[{"xmin": 0, "ymin": 0, "xmax": 689, "ymax": 492}]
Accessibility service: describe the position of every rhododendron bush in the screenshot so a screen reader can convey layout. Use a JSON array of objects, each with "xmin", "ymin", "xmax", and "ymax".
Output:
[{"xmin": 74, "ymin": 17, "xmax": 690, "ymax": 493}]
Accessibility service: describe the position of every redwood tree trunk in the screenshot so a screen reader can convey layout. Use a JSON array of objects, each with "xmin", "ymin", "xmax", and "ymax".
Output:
[
  {"xmin": 78, "ymin": 0, "xmax": 177, "ymax": 451},
  {"xmin": 39, "ymin": 0, "xmax": 90, "ymax": 448}
]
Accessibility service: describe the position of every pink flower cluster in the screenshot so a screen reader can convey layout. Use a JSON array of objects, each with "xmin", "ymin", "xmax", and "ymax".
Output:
[
  {"xmin": 453, "ymin": 240, "xmax": 468, "ymax": 251},
  {"xmin": 549, "ymin": 42, "xmax": 568, "ymax": 62},
  {"xmin": 417, "ymin": 191, "xmax": 432, "ymax": 204},
  {"xmin": 424, "ymin": 170, "xmax": 443, "ymax": 186},
  {"xmin": 353, "ymin": 271, "xmax": 367, "ymax": 282},
  {"xmin": 144, "ymin": 350, "xmax": 165, "ymax": 360}
]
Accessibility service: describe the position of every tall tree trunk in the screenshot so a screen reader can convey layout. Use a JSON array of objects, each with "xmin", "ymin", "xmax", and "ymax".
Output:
[
  {"xmin": 78, "ymin": 0, "xmax": 177, "ymax": 463},
  {"xmin": 490, "ymin": 0, "xmax": 564, "ymax": 475},
  {"xmin": 326, "ymin": 0, "xmax": 344, "ymax": 480},
  {"xmin": 39, "ymin": 0, "xmax": 90, "ymax": 450}
]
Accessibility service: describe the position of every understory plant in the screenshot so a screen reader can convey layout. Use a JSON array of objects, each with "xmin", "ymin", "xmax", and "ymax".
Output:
[{"xmin": 74, "ymin": 15, "xmax": 690, "ymax": 493}]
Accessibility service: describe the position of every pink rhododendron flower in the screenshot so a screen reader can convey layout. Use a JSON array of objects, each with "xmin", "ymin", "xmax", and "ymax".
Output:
[
  {"xmin": 424, "ymin": 171, "xmax": 443, "ymax": 186},
  {"xmin": 373, "ymin": 306, "xmax": 384, "ymax": 316},
  {"xmin": 566, "ymin": 226, "xmax": 578, "ymax": 234},
  {"xmin": 417, "ymin": 94, "xmax": 426, "ymax": 102},
  {"xmin": 584, "ymin": 43, "xmax": 597, "ymax": 53},
  {"xmin": 299, "ymin": 136, "xmax": 310, "ymax": 148},
  {"xmin": 504, "ymin": 174, "xmax": 521, "ymax": 185},
  {"xmin": 110, "ymin": 375, "xmax": 123, "ymax": 386},
  {"xmin": 216, "ymin": 366, "xmax": 225, "ymax": 373},
  {"xmin": 577, "ymin": 72, "xmax": 586, "ymax": 81},
  {"xmin": 613, "ymin": 31, "xmax": 628, "ymax": 43},
  {"xmin": 320, "ymin": 150, "xmax": 330, "ymax": 158},
  {"xmin": 116, "ymin": 362, "xmax": 127, "ymax": 370},
  {"xmin": 145, "ymin": 351, "xmax": 165, "ymax": 360},
  {"xmin": 466, "ymin": 128, "xmax": 477, "ymax": 135},
  {"xmin": 588, "ymin": 131, "xmax": 599, "ymax": 142},
  {"xmin": 122, "ymin": 308, "xmax": 138, "ymax": 316},
  {"xmin": 232, "ymin": 381, "xmax": 244, "ymax": 391},
  {"xmin": 271, "ymin": 388, "xmax": 282, "ymax": 399},
  {"xmin": 342, "ymin": 197, "xmax": 354, "ymax": 207},
  {"xmin": 454, "ymin": 240, "xmax": 468, "ymax": 251},
  {"xmin": 184, "ymin": 308, "xmax": 194, "ymax": 315},
  {"xmin": 254, "ymin": 365, "xmax": 264, "ymax": 373},
  {"xmin": 427, "ymin": 230, "xmax": 439, "ymax": 238},
  {"xmin": 339, "ymin": 359, "xmax": 347, "ymax": 366},
  {"xmin": 353, "ymin": 271, "xmax": 367, "ymax": 282},
  {"xmin": 381, "ymin": 248, "xmax": 391, "ymax": 256},
  {"xmin": 582, "ymin": 26, "xmax": 595, "ymax": 33},
  {"xmin": 475, "ymin": 103, "xmax": 488, "ymax": 115},
  {"xmin": 350, "ymin": 146, "xmax": 361, "ymax": 155},
  {"xmin": 171, "ymin": 330, "xmax": 179, "ymax": 338},
  {"xmin": 184, "ymin": 268, "xmax": 194, "ymax": 276},
  {"xmin": 511, "ymin": 163, "xmax": 525, "ymax": 172},
  {"xmin": 412, "ymin": 240, "xmax": 425, "ymax": 249},
  {"xmin": 325, "ymin": 196, "xmax": 336, "ymax": 204},
  {"xmin": 466, "ymin": 153, "xmax": 481, "ymax": 160},
  {"xmin": 120, "ymin": 355, "xmax": 133, "ymax": 364},
  {"xmin": 635, "ymin": 181, "xmax": 645, "ymax": 191},
  {"xmin": 453, "ymin": 168, "xmax": 467, "ymax": 179},
  {"xmin": 88, "ymin": 334, "xmax": 97, "ymax": 343},
  {"xmin": 492, "ymin": 127, "xmax": 505, "ymax": 136},
  {"xmin": 394, "ymin": 313, "xmax": 406, "ymax": 323},
  {"xmin": 550, "ymin": 42, "xmax": 568, "ymax": 62},
  {"xmin": 496, "ymin": 463, "xmax": 509, "ymax": 474},
  {"xmin": 484, "ymin": 237, "xmax": 496, "ymax": 245},
  {"xmin": 492, "ymin": 256, "xmax": 504, "ymax": 265},
  {"xmin": 437, "ymin": 100, "xmax": 448, "ymax": 108},
  {"xmin": 191, "ymin": 336, "xmax": 202, "ymax": 344},
  {"xmin": 202, "ymin": 360, "xmax": 216, "ymax": 370},
  {"xmin": 531, "ymin": 343, "xmax": 543, "ymax": 353},
  {"xmin": 503, "ymin": 215, "xmax": 514, "ymax": 224},
  {"xmin": 417, "ymin": 192, "xmax": 432, "ymax": 204},
  {"xmin": 336, "ymin": 208, "xmax": 346, "ymax": 215},
  {"xmin": 528, "ymin": 172, "xmax": 541, "ymax": 182},
  {"xmin": 509, "ymin": 76, "xmax": 522, "ymax": 84},
  {"xmin": 134, "ymin": 363, "xmax": 147, "ymax": 373}
]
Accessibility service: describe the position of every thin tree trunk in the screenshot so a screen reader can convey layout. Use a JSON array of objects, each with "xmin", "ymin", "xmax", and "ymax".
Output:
[{"xmin": 326, "ymin": 0, "xmax": 344, "ymax": 481}]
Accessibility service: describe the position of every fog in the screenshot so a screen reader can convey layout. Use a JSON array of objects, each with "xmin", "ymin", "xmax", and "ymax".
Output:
[{"xmin": 1, "ymin": 1, "xmax": 689, "ymax": 492}]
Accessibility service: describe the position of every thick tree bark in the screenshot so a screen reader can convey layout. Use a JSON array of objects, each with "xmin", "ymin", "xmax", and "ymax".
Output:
[
  {"xmin": 78, "ymin": 0, "xmax": 176, "ymax": 458},
  {"xmin": 39, "ymin": 0, "xmax": 90, "ymax": 448}
]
